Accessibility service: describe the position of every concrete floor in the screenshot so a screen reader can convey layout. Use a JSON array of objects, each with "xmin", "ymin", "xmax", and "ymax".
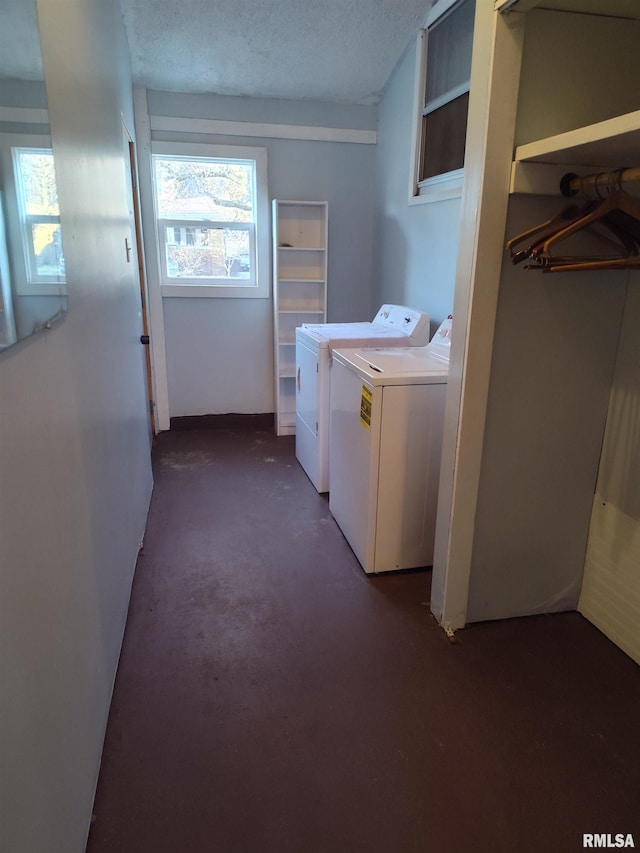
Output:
[{"xmin": 86, "ymin": 422, "xmax": 640, "ymax": 852}]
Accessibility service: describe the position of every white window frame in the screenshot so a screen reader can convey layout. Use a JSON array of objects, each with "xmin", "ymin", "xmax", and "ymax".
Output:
[
  {"xmin": 151, "ymin": 141, "xmax": 269, "ymax": 298},
  {"xmin": 408, "ymin": 0, "xmax": 473, "ymax": 205},
  {"xmin": 0, "ymin": 134, "xmax": 67, "ymax": 296}
]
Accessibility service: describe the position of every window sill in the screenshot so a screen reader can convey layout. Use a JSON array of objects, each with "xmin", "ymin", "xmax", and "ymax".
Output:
[
  {"xmin": 409, "ymin": 168, "xmax": 464, "ymax": 205},
  {"xmin": 161, "ymin": 282, "xmax": 269, "ymax": 299}
]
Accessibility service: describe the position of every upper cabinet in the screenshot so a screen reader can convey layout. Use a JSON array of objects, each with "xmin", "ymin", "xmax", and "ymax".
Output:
[{"xmin": 272, "ymin": 200, "xmax": 328, "ymax": 436}]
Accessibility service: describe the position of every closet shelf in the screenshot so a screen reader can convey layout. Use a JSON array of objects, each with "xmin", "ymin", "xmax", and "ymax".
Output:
[
  {"xmin": 510, "ymin": 110, "xmax": 640, "ymax": 196},
  {"xmin": 515, "ymin": 110, "xmax": 640, "ymax": 167},
  {"xmin": 496, "ymin": 0, "xmax": 640, "ymax": 18}
]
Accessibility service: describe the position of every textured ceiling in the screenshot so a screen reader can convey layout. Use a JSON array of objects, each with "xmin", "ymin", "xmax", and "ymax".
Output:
[
  {"xmin": 121, "ymin": 0, "xmax": 435, "ymax": 104},
  {"xmin": 4, "ymin": 1, "xmax": 640, "ymax": 103}
]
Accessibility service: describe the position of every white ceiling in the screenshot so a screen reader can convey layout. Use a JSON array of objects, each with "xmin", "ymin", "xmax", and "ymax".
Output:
[
  {"xmin": 1, "ymin": 0, "xmax": 435, "ymax": 104},
  {"xmin": 5, "ymin": 1, "xmax": 640, "ymax": 105},
  {"xmin": 121, "ymin": 0, "xmax": 434, "ymax": 104},
  {"xmin": 122, "ymin": 0, "xmax": 640, "ymax": 103}
]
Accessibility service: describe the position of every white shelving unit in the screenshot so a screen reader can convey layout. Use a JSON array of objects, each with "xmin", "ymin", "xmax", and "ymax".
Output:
[{"xmin": 272, "ymin": 199, "xmax": 328, "ymax": 436}]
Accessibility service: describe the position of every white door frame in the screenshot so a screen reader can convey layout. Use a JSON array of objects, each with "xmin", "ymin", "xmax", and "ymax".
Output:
[
  {"xmin": 132, "ymin": 85, "xmax": 171, "ymax": 432},
  {"xmin": 430, "ymin": 6, "xmax": 526, "ymax": 631}
]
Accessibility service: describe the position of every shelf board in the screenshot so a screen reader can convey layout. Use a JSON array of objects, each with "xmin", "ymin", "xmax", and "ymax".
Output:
[
  {"xmin": 515, "ymin": 111, "xmax": 640, "ymax": 167},
  {"xmin": 496, "ymin": 0, "xmax": 640, "ymax": 19},
  {"xmin": 278, "ymin": 277, "xmax": 325, "ymax": 284},
  {"xmin": 276, "ymin": 200, "xmax": 327, "ymax": 205},
  {"xmin": 278, "ymin": 309, "xmax": 324, "ymax": 315},
  {"xmin": 278, "ymin": 246, "xmax": 325, "ymax": 252},
  {"xmin": 275, "ymin": 408, "xmax": 296, "ymax": 436}
]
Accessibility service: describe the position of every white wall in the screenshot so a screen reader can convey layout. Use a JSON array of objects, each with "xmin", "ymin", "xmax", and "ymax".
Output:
[
  {"xmin": 466, "ymin": 197, "xmax": 625, "ymax": 621},
  {"xmin": 0, "ymin": 2, "xmax": 153, "ymax": 851},
  {"xmin": 144, "ymin": 92, "xmax": 377, "ymax": 419},
  {"xmin": 373, "ymin": 38, "xmax": 461, "ymax": 331}
]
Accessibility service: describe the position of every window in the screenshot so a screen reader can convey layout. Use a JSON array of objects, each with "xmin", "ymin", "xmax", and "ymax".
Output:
[
  {"xmin": 3, "ymin": 142, "xmax": 66, "ymax": 295},
  {"xmin": 152, "ymin": 142, "xmax": 269, "ymax": 298},
  {"xmin": 409, "ymin": 0, "xmax": 475, "ymax": 203}
]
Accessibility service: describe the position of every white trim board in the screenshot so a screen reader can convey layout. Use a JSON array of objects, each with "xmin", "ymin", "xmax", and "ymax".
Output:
[
  {"xmin": 150, "ymin": 115, "xmax": 376, "ymax": 144},
  {"xmin": 0, "ymin": 107, "xmax": 49, "ymax": 124}
]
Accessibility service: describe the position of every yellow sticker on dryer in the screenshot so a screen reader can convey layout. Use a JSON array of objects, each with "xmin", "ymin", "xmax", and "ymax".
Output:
[{"xmin": 360, "ymin": 385, "xmax": 372, "ymax": 429}]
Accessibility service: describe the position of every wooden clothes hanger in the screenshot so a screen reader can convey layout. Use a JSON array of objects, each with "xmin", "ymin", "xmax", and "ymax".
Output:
[
  {"xmin": 506, "ymin": 204, "xmax": 582, "ymax": 265},
  {"xmin": 508, "ymin": 189, "xmax": 640, "ymax": 272},
  {"xmin": 532, "ymin": 190, "xmax": 640, "ymax": 259},
  {"xmin": 524, "ymin": 216, "xmax": 640, "ymax": 268},
  {"xmin": 539, "ymin": 256, "xmax": 640, "ymax": 274},
  {"xmin": 507, "ymin": 199, "xmax": 638, "ymax": 266}
]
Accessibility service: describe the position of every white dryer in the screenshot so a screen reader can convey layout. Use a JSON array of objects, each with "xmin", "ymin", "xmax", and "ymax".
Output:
[
  {"xmin": 328, "ymin": 317, "xmax": 452, "ymax": 575},
  {"xmin": 295, "ymin": 304, "xmax": 430, "ymax": 493}
]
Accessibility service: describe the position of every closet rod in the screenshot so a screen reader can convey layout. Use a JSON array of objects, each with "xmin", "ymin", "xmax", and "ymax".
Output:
[{"xmin": 560, "ymin": 166, "xmax": 640, "ymax": 198}]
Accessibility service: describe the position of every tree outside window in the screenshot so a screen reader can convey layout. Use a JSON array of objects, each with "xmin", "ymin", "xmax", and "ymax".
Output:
[{"xmin": 154, "ymin": 155, "xmax": 256, "ymax": 284}]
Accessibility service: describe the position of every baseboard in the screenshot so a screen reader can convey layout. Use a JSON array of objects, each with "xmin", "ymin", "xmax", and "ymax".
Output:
[{"xmin": 169, "ymin": 413, "xmax": 275, "ymax": 432}]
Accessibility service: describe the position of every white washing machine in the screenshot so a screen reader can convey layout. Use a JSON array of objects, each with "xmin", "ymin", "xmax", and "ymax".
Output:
[
  {"xmin": 295, "ymin": 305, "xmax": 430, "ymax": 493},
  {"xmin": 328, "ymin": 317, "xmax": 452, "ymax": 575}
]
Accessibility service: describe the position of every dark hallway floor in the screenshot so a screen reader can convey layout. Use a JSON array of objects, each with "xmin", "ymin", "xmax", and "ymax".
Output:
[{"xmin": 86, "ymin": 422, "xmax": 640, "ymax": 853}]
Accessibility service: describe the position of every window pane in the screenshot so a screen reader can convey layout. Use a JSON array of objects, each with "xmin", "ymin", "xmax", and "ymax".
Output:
[
  {"xmin": 425, "ymin": 0, "xmax": 475, "ymax": 107},
  {"xmin": 32, "ymin": 223, "xmax": 65, "ymax": 277},
  {"xmin": 13, "ymin": 148, "xmax": 65, "ymax": 284},
  {"xmin": 14, "ymin": 149, "xmax": 60, "ymax": 216},
  {"xmin": 154, "ymin": 156, "xmax": 254, "ymax": 222},
  {"xmin": 420, "ymin": 91, "xmax": 469, "ymax": 181},
  {"xmin": 165, "ymin": 226, "xmax": 251, "ymax": 280}
]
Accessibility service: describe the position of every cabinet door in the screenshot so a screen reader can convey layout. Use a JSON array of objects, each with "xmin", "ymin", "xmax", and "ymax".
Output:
[{"xmin": 296, "ymin": 340, "xmax": 319, "ymax": 435}]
